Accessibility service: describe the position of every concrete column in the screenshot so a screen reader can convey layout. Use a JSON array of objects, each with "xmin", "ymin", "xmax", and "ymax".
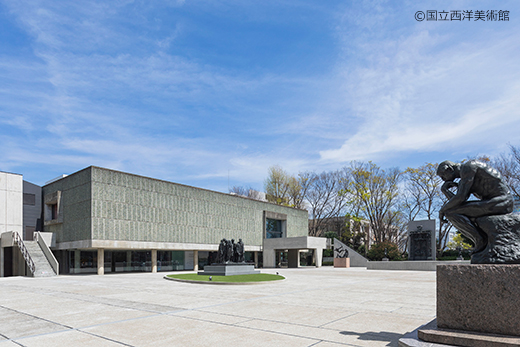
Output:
[
  {"xmin": 74, "ymin": 250, "xmax": 81, "ymax": 274},
  {"xmin": 0, "ymin": 247, "xmax": 4, "ymax": 277},
  {"xmin": 288, "ymin": 249, "xmax": 299, "ymax": 268},
  {"xmin": 314, "ymin": 248, "xmax": 323, "ymax": 268},
  {"xmin": 151, "ymin": 250, "xmax": 157, "ymax": 273},
  {"xmin": 263, "ymin": 249, "xmax": 276, "ymax": 268},
  {"xmin": 126, "ymin": 251, "xmax": 132, "ymax": 271},
  {"xmin": 97, "ymin": 249, "xmax": 104, "ymax": 275},
  {"xmin": 193, "ymin": 250, "xmax": 199, "ymax": 272},
  {"xmin": 254, "ymin": 251, "xmax": 258, "ymax": 268}
]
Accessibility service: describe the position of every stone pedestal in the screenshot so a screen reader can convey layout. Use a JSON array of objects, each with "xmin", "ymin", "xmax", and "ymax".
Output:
[
  {"xmin": 199, "ymin": 263, "xmax": 260, "ymax": 276},
  {"xmin": 334, "ymin": 258, "xmax": 350, "ymax": 268},
  {"xmin": 418, "ymin": 319, "xmax": 520, "ymax": 347},
  {"xmin": 418, "ymin": 264, "xmax": 520, "ymax": 346}
]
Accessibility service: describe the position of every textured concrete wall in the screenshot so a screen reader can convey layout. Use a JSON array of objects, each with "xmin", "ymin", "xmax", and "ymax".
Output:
[
  {"xmin": 0, "ymin": 171, "xmax": 23, "ymax": 235},
  {"xmin": 90, "ymin": 167, "xmax": 308, "ymax": 246},
  {"xmin": 45, "ymin": 166, "xmax": 308, "ymax": 247},
  {"xmin": 42, "ymin": 168, "xmax": 92, "ymax": 243}
]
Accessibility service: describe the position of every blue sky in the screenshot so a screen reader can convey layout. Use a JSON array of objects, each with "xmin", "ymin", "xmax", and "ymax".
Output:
[{"xmin": 1, "ymin": 0, "xmax": 519, "ymax": 193}]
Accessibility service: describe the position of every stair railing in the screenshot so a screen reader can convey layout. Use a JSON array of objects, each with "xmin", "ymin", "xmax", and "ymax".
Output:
[{"xmin": 13, "ymin": 231, "xmax": 36, "ymax": 275}]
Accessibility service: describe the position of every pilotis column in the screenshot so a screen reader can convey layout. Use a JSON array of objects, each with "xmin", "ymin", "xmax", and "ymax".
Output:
[
  {"xmin": 97, "ymin": 249, "xmax": 104, "ymax": 275},
  {"xmin": 151, "ymin": 250, "xmax": 157, "ymax": 273},
  {"xmin": 193, "ymin": 250, "xmax": 199, "ymax": 271}
]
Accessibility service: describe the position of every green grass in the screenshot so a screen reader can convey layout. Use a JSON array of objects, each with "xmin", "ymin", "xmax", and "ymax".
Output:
[{"xmin": 166, "ymin": 273, "xmax": 284, "ymax": 283}]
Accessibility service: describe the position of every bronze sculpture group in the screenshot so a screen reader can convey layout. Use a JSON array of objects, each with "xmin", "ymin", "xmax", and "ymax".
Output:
[
  {"xmin": 437, "ymin": 159, "xmax": 520, "ymax": 264},
  {"xmin": 216, "ymin": 238, "xmax": 245, "ymax": 264}
]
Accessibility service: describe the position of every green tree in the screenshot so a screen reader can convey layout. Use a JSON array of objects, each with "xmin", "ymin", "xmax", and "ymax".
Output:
[
  {"xmin": 339, "ymin": 214, "xmax": 366, "ymax": 254},
  {"xmin": 264, "ymin": 166, "xmax": 309, "ymax": 208},
  {"xmin": 446, "ymin": 232, "xmax": 473, "ymax": 250},
  {"xmin": 264, "ymin": 165, "xmax": 293, "ymax": 206},
  {"xmin": 346, "ymin": 161, "xmax": 402, "ymax": 244}
]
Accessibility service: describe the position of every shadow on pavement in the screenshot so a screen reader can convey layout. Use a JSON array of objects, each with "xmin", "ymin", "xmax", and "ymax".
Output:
[{"xmin": 340, "ymin": 330, "xmax": 405, "ymax": 347}]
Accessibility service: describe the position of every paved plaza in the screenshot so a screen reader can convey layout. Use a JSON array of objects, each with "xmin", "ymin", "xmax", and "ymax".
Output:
[{"xmin": 0, "ymin": 267, "xmax": 436, "ymax": 347}]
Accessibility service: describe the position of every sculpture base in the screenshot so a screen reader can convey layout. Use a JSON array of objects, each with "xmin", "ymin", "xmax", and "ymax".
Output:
[
  {"xmin": 199, "ymin": 263, "xmax": 260, "ymax": 276},
  {"xmin": 436, "ymin": 264, "xmax": 520, "ymax": 337},
  {"xmin": 333, "ymin": 258, "xmax": 350, "ymax": 268},
  {"xmin": 417, "ymin": 319, "xmax": 520, "ymax": 347}
]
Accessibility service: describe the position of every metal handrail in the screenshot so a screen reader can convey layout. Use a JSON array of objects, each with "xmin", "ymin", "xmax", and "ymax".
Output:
[{"xmin": 13, "ymin": 232, "xmax": 36, "ymax": 275}]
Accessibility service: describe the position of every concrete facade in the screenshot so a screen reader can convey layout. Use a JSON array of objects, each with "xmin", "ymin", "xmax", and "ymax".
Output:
[
  {"xmin": 22, "ymin": 180, "xmax": 42, "ymax": 240},
  {"xmin": 44, "ymin": 167, "xmax": 308, "ymax": 247},
  {"xmin": 41, "ymin": 166, "xmax": 311, "ymax": 274},
  {"xmin": 263, "ymin": 236, "xmax": 327, "ymax": 268},
  {"xmin": 0, "ymin": 171, "xmax": 23, "ymax": 235},
  {"xmin": 0, "ymin": 172, "xmax": 24, "ymax": 278}
]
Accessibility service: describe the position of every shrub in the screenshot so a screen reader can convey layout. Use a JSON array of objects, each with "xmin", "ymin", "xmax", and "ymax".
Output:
[{"xmin": 367, "ymin": 242, "xmax": 402, "ymax": 261}]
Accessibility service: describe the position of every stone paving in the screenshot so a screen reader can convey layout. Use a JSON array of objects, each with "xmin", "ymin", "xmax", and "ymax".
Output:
[{"xmin": 0, "ymin": 267, "xmax": 436, "ymax": 347}]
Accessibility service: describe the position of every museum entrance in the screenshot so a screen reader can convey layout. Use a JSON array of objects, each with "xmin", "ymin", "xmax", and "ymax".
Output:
[{"xmin": 275, "ymin": 251, "xmax": 288, "ymax": 268}]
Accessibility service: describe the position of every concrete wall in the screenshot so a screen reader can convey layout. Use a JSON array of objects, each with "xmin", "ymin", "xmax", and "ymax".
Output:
[
  {"xmin": 0, "ymin": 171, "xmax": 23, "ymax": 235},
  {"xmin": 336, "ymin": 241, "xmax": 369, "ymax": 267},
  {"xmin": 42, "ymin": 168, "xmax": 92, "ymax": 243},
  {"xmin": 263, "ymin": 236, "xmax": 327, "ymax": 268},
  {"xmin": 23, "ymin": 181, "xmax": 42, "ymax": 239},
  {"xmin": 367, "ymin": 260, "xmax": 470, "ymax": 271},
  {"xmin": 44, "ymin": 166, "xmax": 309, "ymax": 247}
]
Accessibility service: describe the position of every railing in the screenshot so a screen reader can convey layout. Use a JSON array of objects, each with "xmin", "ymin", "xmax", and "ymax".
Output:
[
  {"xmin": 35, "ymin": 232, "xmax": 59, "ymax": 275},
  {"xmin": 13, "ymin": 232, "xmax": 36, "ymax": 275}
]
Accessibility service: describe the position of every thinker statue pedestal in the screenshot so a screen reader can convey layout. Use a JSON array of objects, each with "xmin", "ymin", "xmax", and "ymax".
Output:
[{"xmin": 417, "ymin": 264, "xmax": 520, "ymax": 346}]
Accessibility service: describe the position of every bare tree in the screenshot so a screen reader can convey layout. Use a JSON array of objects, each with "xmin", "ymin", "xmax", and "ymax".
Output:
[
  {"xmin": 493, "ymin": 145, "xmax": 520, "ymax": 199},
  {"xmin": 307, "ymin": 170, "xmax": 349, "ymax": 236},
  {"xmin": 230, "ymin": 186, "xmax": 249, "ymax": 197},
  {"xmin": 229, "ymin": 186, "xmax": 264, "ymax": 200}
]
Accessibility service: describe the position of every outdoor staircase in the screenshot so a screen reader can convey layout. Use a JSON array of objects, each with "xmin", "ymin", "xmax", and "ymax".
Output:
[{"xmin": 23, "ymin": 241, "xmax": 56, "ymax": 277}]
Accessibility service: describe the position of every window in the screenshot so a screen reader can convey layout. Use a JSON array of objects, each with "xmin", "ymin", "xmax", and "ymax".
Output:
[
  {"xmin": 23, "ymin": 193, "xmax": 36, "ymax": 205},
  {"xmin": 266, "ymin": 218, "xmax": 283, "ymax": 238},
  {"xmin": 51, "ymin": 203, "xmax": 58, "ymax": 220}
]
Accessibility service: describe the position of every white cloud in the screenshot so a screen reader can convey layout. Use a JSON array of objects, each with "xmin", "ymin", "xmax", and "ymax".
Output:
[{"xmin": 319, "ymin": 19, "xmax": 520, "ymax": 164}]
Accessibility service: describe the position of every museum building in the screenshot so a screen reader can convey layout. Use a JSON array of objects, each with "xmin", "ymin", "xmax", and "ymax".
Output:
[{"xmin": 1, "ymin": 166, "xmax": 325, "ymax": 276}]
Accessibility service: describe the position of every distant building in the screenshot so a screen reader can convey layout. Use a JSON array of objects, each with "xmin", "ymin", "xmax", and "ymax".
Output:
[
  {"xmin": 308, "ymin": 216, "xmax": 373, "ymax": 248},
  {"xmin": 0, "ymin": 171, "xmax": 43, "ymax": 276}
]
